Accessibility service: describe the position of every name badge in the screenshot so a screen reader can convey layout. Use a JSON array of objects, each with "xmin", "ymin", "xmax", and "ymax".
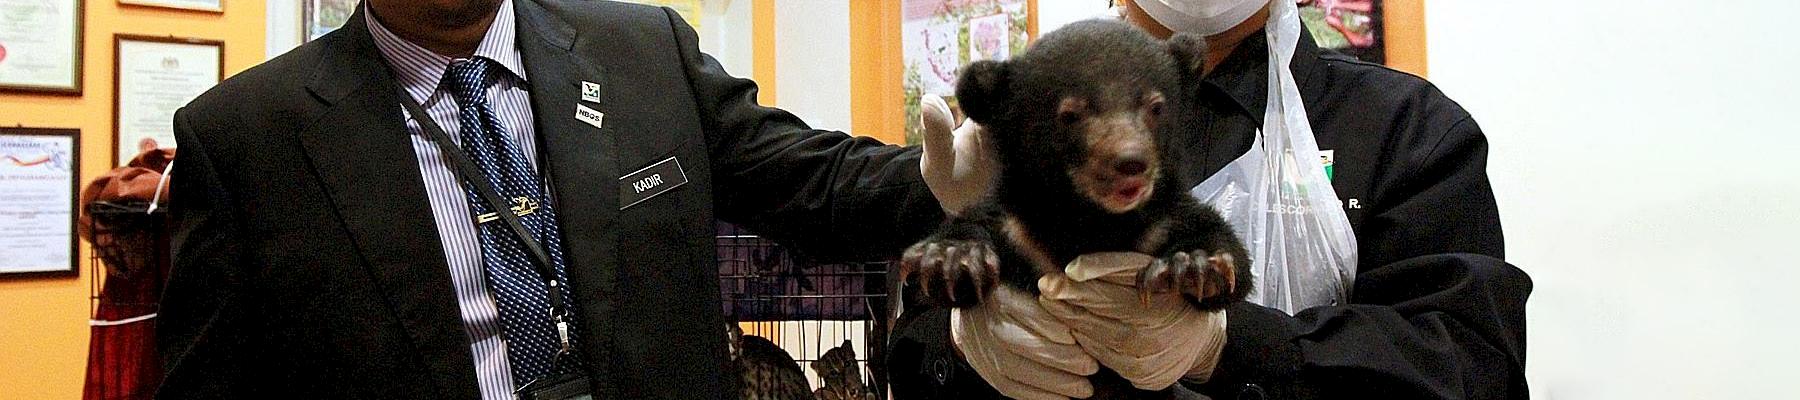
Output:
[
  {"xmin": 575, "ymin": 104, "xmax": 605, "ymax": 129},
  {"xmin": 619, "ymin": 156, "xmax": 689, "ymax": 210}
]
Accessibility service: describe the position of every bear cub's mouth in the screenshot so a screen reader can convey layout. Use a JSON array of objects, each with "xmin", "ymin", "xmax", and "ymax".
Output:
[
  {"xmin": 1100, "ymin": 174, "xmax": 1155, "ymax": 213},
  {"xmin": 1077, "ymin": 159, "xmax": 1159, "ymax": 214},
  {"xmin": 1108, "ymin": 177, "xmax": 1151, "ymax": 208}
]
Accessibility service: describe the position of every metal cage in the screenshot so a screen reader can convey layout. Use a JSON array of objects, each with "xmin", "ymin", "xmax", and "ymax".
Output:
[
  {"xmin": 716, "ymin": 222, "xmax": 891, "ymax": 397},
  {"xmin": 83, "ymin": 201, "xmax": 170, "ymax": 400}
]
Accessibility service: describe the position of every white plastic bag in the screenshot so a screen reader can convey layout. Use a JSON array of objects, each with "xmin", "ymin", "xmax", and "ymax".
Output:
[{"xmin": 1188, "ymin": 0, "xmax": 1358, "ymax": 315}]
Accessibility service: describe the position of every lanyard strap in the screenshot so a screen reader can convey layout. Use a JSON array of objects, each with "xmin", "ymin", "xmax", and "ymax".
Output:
[{"xmin": 396, "ymin": 92, "xmax": 574, "ymax": 353}]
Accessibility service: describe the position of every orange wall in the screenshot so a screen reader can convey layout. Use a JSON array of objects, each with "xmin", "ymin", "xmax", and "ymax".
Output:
[
  {"xmin": 0, "ymin": 2, "xmax": 266, "ymax": 399},
  {"xmin": 751, "ymin": 0, "xmax": 776, "ymax": 106},
  {"xmin": 1385, "ymin": 0, "xmax": 1427, "ymax": 77},
  {"xmin": 848, "ymin": 0, "xmax": 902, "ymax": 144}
]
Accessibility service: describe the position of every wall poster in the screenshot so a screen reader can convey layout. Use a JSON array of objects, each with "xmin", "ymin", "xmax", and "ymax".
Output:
[
  {"xmin": 114, "ymin": 34, "xmax": 222, "ymax": 165},
  {"xmin": 901, "ymin": 0, "xmax": 1030, "ymax": 145},
  {"xmin": 0, "ymin": 0, "xmax": 83, "ymax": 94},
  {"xmin": 0, "ymin": 127, "xmax": 79, "ymax": 277},
  {"xmin": 1299, "ymin": 0, "xmax": 1385, "ymax": 64}
]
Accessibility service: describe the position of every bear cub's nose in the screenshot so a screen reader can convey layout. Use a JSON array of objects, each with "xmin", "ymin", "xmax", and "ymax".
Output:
[{"xmin": 1114, "ymin": 158, "xmax": 1150, "ymax": 177}]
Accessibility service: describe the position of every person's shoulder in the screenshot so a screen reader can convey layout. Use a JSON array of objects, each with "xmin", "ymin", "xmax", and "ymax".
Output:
[
  {"xmin": 525, "ymin": 0, "xmax": 694, "ymax": 53},
  {"xmin": 176, "ymin": 34, "xmax": 339, "ymax": 149},
  {"xmin": 183, "ymin": 37, "xmax": 333, "ymax": 117},
  {"xmin": 536, "ymin": 0, "xmax": 681, "ymax": 32},
  {"xmin": 1311, "ymin": 51, "xmax": 1473, "ymax": 124}
]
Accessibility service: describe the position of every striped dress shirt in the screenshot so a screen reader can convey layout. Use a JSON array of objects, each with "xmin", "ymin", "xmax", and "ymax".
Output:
[{"xmin": 365, "ymin": 2, "xmax": 547, "ymax": 399}]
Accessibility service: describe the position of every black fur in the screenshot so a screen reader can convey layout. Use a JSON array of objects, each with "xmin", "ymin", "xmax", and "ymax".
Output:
[{"xmin": 903, "ymin": 20, "xmax": 1251, "ymax": 400}]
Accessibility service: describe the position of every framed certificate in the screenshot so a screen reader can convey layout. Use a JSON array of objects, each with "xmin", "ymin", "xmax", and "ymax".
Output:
[
  {"xmin": 0, "ymin": 0, "xmax": 84, "ymax": 94},
  {"xmin": 0, "ymin": 127, "xmax": 80, "ymax": 278},
  {"xmin": 113, "ymin": 34, "xmax": 222, "ymax": 166},
  {"xmin": 118, "ymin": 0, "xmax": 220, "ymax": 13}
]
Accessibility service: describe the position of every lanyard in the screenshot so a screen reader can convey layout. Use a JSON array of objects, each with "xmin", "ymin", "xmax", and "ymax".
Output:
[{"xmin": 396, "ymin": 90, "xmax": 575, "ymax": 357}]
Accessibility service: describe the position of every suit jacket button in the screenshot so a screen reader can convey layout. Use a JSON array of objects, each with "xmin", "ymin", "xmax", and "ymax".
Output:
[{"xmin": 1237, "ymin": 383, "xmax": 1266, "ymax": 400}]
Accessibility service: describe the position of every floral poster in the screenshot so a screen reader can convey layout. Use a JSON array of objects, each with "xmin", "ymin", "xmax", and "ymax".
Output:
[
  {"xmin": 902, "ymin": 0, "xmax": 1029, "ymax": 145},
  {"xmin": 1299, "ymin": 0, "xmax": 1384, "ymax": 64}
]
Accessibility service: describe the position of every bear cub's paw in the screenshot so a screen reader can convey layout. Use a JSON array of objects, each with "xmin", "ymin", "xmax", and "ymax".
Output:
[
  {"xmin": 1137, "ymin": 249, "xmax": 1241, "ymax": 311},
  {"xmin": 901, "ymin": 239, "xmax": 1002, "ymax": 308}
]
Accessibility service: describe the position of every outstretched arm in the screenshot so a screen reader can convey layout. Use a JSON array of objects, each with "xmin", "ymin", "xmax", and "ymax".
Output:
[{"xmin": 662, "ymin": 7, "xmax": 943, "ymax": 260}]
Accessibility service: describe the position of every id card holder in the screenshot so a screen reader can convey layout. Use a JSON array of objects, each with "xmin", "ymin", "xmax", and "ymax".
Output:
[{"xmin": 515, "ymin": 372, "xmax": 594, "ymax": 400}]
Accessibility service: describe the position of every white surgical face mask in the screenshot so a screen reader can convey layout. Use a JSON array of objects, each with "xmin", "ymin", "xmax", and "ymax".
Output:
[{"xmin": 1133, "ymin": 0, "xmax": 1270, "ymax": 36}]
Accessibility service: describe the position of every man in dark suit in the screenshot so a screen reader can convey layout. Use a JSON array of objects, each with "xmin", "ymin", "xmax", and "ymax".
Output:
[{"xmin": 157, "ymin": 0, "xmax": 945, "ymax": 398}]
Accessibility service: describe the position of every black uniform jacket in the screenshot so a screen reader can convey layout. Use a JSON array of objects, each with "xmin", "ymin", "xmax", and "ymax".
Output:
[
  {"xmin": 157, "ymin": 1, "xmax": 941, "ymax": 398},
  {"xmin": 890, "ymin": 29, "xmax": 1533, "ymax": 400}
]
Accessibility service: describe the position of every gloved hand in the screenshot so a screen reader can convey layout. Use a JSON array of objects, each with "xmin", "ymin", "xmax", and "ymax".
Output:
[
  {"xmin": 952, "ymin": 285, "xmax": 1100, "ymax": 400},
  {"xmin": 919, "ymin": 94, "xmax": 998, "ymax": 215},
  {"xmin": 1037, "ymin": 252, "xmax": 1229, "ymax": 390}
]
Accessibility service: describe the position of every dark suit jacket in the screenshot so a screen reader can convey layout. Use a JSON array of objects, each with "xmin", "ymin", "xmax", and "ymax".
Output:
[{"xmin": 157, "ymin": 1, "xmax": 941, "ymax": 398}]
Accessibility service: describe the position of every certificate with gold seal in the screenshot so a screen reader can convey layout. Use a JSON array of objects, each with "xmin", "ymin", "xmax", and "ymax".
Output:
[
  {"xmin": 113, "ymin": 35, "xmax": 221, "ymax": 165},
  {"xmin": 0, "ymin": 0, "xmax": 83, "ymax": 94}
]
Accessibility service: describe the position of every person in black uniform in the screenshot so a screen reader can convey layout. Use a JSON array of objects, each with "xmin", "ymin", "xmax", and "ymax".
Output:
[
  {"xmin": 157, "ymin": 1, "xmax": 963, "ymax": 398},
  {"xmin": 890, "ymin": 1, "xmax": 1533, "ymax": 399}
]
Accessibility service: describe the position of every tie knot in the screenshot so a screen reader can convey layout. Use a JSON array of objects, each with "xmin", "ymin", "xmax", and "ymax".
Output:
[{"xmin": 444, "ymin": 58, "xmax": 493, "ymax": 105}]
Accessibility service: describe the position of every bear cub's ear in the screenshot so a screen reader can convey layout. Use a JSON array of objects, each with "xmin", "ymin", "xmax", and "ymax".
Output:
[
  {"xmin": 955, "ymin": 60, "xmax": 1010, "ymax": 125},
  {"xmin": 1167, "ymin": 33, "xmax": 1210, "ymax": 77}
]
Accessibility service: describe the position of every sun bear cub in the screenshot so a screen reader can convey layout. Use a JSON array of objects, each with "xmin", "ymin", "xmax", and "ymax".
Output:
[{"xmin": 901, "ymin": 20, "xmax": 1252, "ymax": 399}]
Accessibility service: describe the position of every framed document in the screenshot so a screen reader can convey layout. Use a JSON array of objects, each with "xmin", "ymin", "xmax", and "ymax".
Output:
[
  {"xmin": 302, "ymin": 0, "xmax": 359, "ymax": 42},
  {"xmin": 118, "ymin": 0, "xmax": 220, "ymax": 13},
  {"xmin": 0, "ymin": 0, "xmax": 84, "ymax": 94},
  {"xmin": 0, "ymin": 128, "xmax": 79, "ymax": 278},
  {"xmin": 113, "ymin": 34, "xmax": 221, "ymax": 166}
]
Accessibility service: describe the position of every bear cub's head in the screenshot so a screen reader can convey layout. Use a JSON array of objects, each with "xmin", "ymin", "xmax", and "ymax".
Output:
[{"xmin": 957, "ymin": 19, "xmax": 1207, "ymax": 215}]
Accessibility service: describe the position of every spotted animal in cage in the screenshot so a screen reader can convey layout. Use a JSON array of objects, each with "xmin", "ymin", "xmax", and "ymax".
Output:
[
  {"xmin": 729, "ymin": 323, "xmax": 814, "ymax": 400},
  {"xmin": 812, "ymin": 340, "xmax": 876, "ymax": 400}
]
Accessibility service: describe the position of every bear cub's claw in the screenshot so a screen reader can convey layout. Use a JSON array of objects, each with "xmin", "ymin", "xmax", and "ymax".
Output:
[
  {"xmin": 1137, "ymin": 249, "xmax": 1240, "ymax": 310},
  {"xmin": 901, "ymin": 239, "xmax": 1002, "ymax": 308}
]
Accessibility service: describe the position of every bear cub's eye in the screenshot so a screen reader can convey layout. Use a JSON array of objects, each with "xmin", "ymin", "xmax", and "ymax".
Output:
[
  {"xmin": 1141, "ymin": 92, "xmax": 1167, "ymax": 130},
  {"xmin": 1057, "ymin": 97, "xmax": 1088, "ymax": 125},
  {"xmin": 1144, "ymin": 92, "xmax": 1167, "ymax": 117}
]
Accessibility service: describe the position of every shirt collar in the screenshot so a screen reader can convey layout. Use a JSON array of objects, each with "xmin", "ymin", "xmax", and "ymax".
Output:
[
  {"xmin": 365, "ymin": 0, "xmax": 527, "ymax": 105},
  {"xmin": 1201, "ymin": 23, "xmax": 1323, "ymax": 119}
]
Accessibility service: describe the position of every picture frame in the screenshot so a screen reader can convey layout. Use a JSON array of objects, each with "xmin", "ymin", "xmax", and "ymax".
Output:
[
  {"xmin": 0, "ymin": 127, "xmax": 81, "ymax": 278},
  {"xmin": 118, "ymin": 0, "xmax": 221, "ymax": 13},
  {"xmin": 113, "ymin": 34, "xmax": 223, "ymax": 166},
  {"xmin": 0, "ymin": 0, "xmax": 85, "ymax": 94},
  {"xmin": 302, "ymin": 0, "xmax": 359, "ymax": 42}
]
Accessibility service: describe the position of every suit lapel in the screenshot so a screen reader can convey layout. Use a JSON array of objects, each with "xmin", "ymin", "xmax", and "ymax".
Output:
[
  {"xmin": 514, "ymin": 1, "xmax": 624, "ymax": 395},
  {"xmin": 298, "ymin": 8, "xmax": 481, "ymax": 399}
]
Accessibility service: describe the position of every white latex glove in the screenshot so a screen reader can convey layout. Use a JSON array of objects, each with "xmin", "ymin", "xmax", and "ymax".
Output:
[
  {"xmin": 952, "ymin": 285, "xmax": 1100, "ymax": 400},
  {"xmin": 919, "ymin": 94, "xmax": 998, "ymax": 215},
  {"xmin": 1037, "ymin": 252, "xmax": 1229, "ymax": 390}
]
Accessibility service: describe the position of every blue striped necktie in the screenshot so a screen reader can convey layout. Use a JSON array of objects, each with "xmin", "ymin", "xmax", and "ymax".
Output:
[{"xmin": 442, "ymin": 57, "xmax": 583, "ymax": 385}]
